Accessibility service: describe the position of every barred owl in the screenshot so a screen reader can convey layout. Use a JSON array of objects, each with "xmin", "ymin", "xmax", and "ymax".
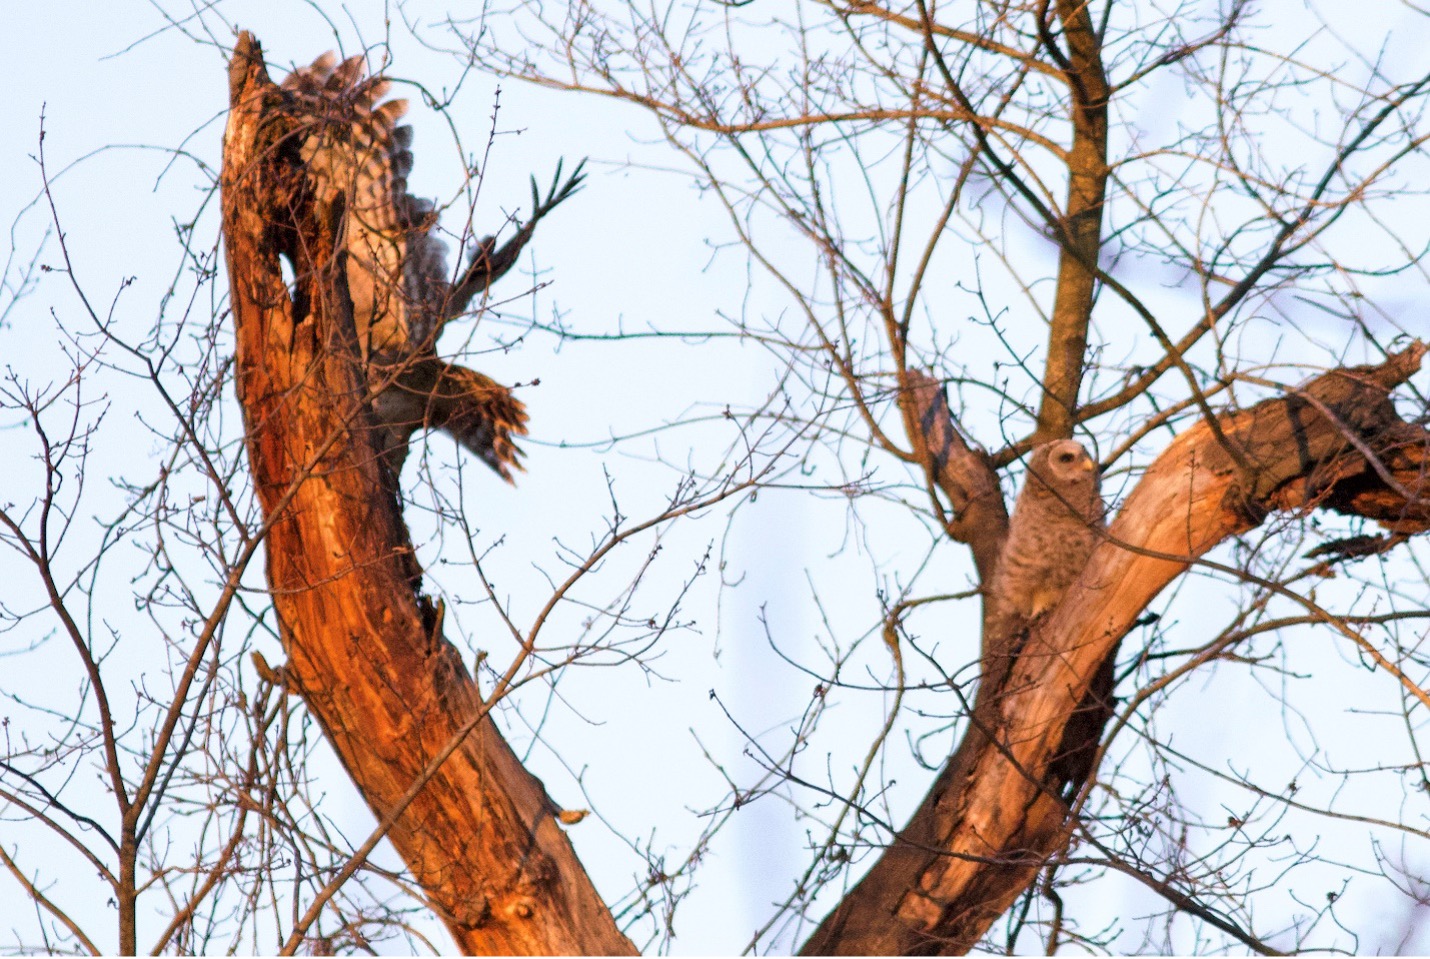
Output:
[
  {"xmin": 984, "ymin": 440, "xmax": 1105, "ymax": 684},
  {"xmin": 280, "ymin": 51, "xmax": 584, "ymax": 480}
]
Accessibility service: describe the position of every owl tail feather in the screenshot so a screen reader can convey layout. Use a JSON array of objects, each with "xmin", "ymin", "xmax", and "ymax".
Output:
[{"xmin": 381, "ymin": 357, "xmax": 529, "ymax": 482}]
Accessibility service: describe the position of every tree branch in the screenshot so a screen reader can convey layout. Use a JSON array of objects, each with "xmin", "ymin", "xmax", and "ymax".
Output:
[
  {"xmin": 900, "ymin": 369, "xmax": 1008, "ymax": 584},
  {"xmin": 803, "ymin": 344, "xmax": 1430, "ymax": 954},
  {"xmin": 220, "ymin": 31, "xmax": 634, "ymax": 956}
]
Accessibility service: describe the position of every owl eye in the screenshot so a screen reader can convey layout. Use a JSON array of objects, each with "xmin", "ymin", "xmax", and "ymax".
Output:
[{"xmin": 1057, "ymin": 451, "xmax": 1076, "ymax": 463}]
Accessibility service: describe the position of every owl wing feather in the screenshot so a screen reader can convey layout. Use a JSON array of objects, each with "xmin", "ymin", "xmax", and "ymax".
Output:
[{"xmin": 280, "ymin": 51, "xmax": 581, "ymax": 480}]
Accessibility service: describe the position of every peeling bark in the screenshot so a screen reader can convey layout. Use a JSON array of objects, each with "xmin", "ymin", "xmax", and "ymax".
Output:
[
  {"xmin": 803, "ymin": 345, "xmax": 1430, "ymax": 955},
  {"xmin": 221, "ymin": 32, "xmax": 634, "ymax": 956},
  {"xmin": 901, "ymin": 370, "xmax": 1008, "ymax": 583}
]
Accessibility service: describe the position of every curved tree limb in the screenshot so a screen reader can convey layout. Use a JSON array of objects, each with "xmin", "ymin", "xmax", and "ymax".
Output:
[
  {"xmin": 221, "ymin": 32, "xmax": 634, "ymax": 956},
  {"xmin": 804, "ymin": 344, "xmax": 1430, "ymax": 954}
]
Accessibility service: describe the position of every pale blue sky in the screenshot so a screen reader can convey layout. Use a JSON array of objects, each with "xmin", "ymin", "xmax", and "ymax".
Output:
[{"xmin": 3, "ymin": 2, "xmax": 1430, "ymax": 954}]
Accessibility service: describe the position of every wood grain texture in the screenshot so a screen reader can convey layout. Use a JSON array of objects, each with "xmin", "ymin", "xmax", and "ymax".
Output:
[{"xmin": 221, "ymin": 32, "xmax": 634, "ymax": 955}]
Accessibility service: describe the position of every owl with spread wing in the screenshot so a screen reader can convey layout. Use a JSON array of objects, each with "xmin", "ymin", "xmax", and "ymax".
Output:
[{"xmin": 280, "ymin": 51, "xmax": 583, "ymax": 481}]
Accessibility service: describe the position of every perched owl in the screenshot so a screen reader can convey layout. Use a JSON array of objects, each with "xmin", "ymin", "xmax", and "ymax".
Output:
[
  {"xmin": 984, "ymin": 439, "xmax": 1106, "ymax": 685},
  {"xmin": 279, "ymin": 51, "xmax": 584, "ymax": 480}
]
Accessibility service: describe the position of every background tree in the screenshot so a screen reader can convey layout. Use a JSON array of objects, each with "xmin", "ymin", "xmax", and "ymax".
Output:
[
  {"xmin": 4, "ymin": 1, "xmax": 1430, "ymax": 954},
  {"xmin": 456, "ymin": 0, "xmax": 1430, "ymax": 950}
]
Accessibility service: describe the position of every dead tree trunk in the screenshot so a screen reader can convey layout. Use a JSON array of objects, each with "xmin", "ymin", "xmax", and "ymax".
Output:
[
  {"xmin": 803, "ymin": 347, "xmax": 1430, "ymax": 954},
  {"xmin": 220, "ymin": 24, "xmax": 1430, "ymax": 955},
  {"xmin": 220, "ymin": 33, "xmax": 634, "ymax": 956}
]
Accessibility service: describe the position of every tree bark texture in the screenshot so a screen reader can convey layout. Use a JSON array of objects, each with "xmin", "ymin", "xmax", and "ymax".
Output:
[
  {"xmin": 1032, "ymin": 0, "xmax": 1110, "ymax": 444},
  {"xmin": 221, "ymin": 33, "xmax": 634, "ymax": 956},
  {"xmin": 902, "ymin": 370, "xmax": 1008, "ymax": 583},
  {"xmin": 804, "ymin": 346, "xmax": 1430, "ymax": 954}
]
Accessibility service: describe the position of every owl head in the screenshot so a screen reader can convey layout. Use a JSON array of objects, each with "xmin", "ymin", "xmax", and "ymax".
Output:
[{"xmin": 1026, "ymin": 439, "xmax": 1100, "ymax": 503}]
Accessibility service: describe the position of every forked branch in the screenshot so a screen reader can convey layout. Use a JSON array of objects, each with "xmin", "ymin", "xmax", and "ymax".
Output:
[{"xmin": 805, "ymin": 344, "xmax": 1430, "ymax": 954}]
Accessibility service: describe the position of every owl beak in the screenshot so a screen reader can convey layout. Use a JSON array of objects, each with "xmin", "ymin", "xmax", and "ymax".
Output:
[{"xmin": 1080, "ymin": 458, "xmax": 1096, "ymax": 472}]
